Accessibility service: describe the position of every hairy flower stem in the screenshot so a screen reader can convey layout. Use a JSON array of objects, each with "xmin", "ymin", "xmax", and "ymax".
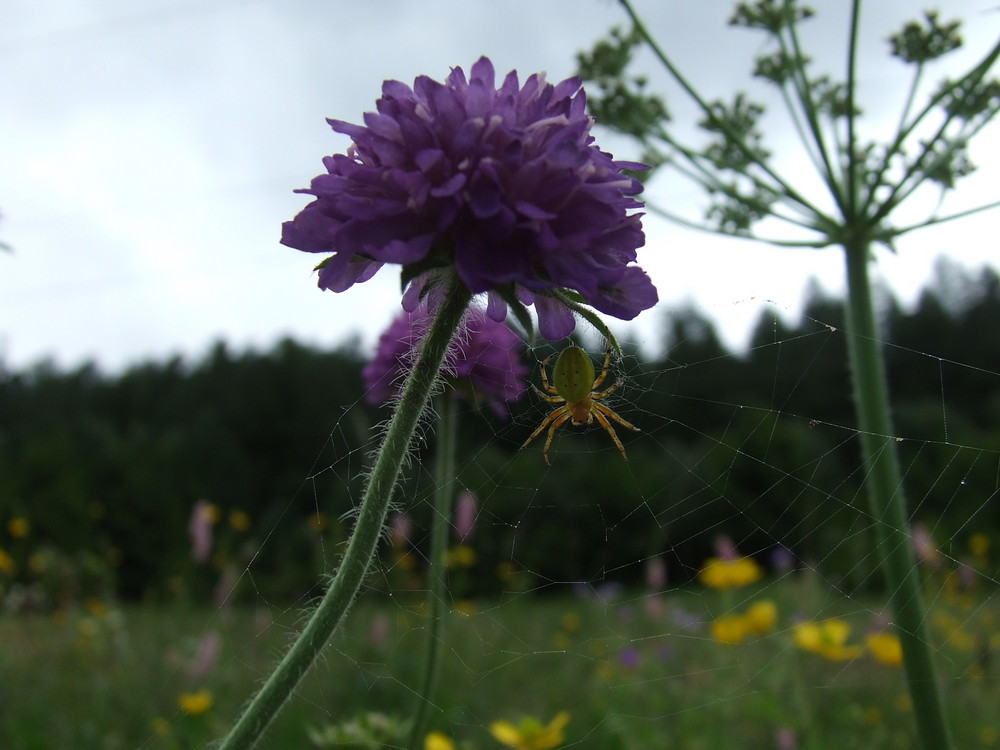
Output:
[
  {"xmin": 842, "ymin": 238, "xmax": 952, "ymax": 750},
  {"xmin": 407, "ymin": 394, "xmax": 458, "ymax": 750},
  {"xmin": 218, "ymin": 274, "xmax": 472, "ymax": 750}
]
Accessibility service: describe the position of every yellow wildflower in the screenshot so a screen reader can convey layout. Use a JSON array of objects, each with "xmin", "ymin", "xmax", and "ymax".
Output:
[
  {"xmin": 561, "ymin": 612, "xmax": 581, "ymax": 632},
  {"xmin": 7, "ymin": 517, "xmax": 30, "ymax": 538},
  {"xmin": 425, "ymin": 731, "xmax": 455, "ymax": 750},
  {"xmin": 711, "ymin": 614, "xmax": 749, "ymax": 645},
  {"xmin": 866, "ymin": 631, "xmax": 903, "ymax": 667},
  {"xmin": 395, "ymin": 550, "xmax": 417, "ymax": 571},
  {"xmin": 84, "ymin": 597, "xmax": 109, "ymax": 619},
  {"xmin": 178, "ymin": 688, "xmax": 213, "ymax": 716},
  {"xmin": 932, "ymin": 610, "xmax": 976, "ymax": 651},
  {"xmin": 744, "ymin": 600, "xmax": 778, "ymax": 636},
  {"xmin": 793, "ymin": 619, "xmax": 863, "ymax": 660},
  {"xmin": 198, "ymin": 504, "xmax": 222, "ymax": 524},
  {"xmin": 698, "ymin": 556, "xmax": 763, "ymax": 589},
  {"xmin": 864, "ymin": 707, "xmax": 883, "ymax": 724},
  {"xmin": 151, "ymin": 717, "xmax": 170, "ymax": 736},
  {"xmin": 445, "ymin": 544, "xmax": 477, "ymax": 568},
  {"xmin": 28, "ymin": 552, "xmax": 48, "ymax": 575},
  {"xmin": 77, "ymin": 618, "xmax": 99, "ymax": 639},
  {"xmin": 969, "ymin": 533, "xmax": 990, "ymax": 558},
  {"xmin": 309, "ymin": 512, "xmax": 328, "ymax": 532},
  {"xmin": 0, "ymin": 547, "xmax": 14, "ymax": 575},
  {"xmin": 229, "ymin": 509, "xmax": 251, "ymax": 532},
  {"xmin": 490, "ymin": 712, "xmax": 570, "ymax": 750}
]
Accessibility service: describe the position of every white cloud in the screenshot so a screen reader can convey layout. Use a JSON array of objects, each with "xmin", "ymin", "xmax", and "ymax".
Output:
[{"xmin": 1, "ymin": 0, "xmax": 998, "ymax": 370}]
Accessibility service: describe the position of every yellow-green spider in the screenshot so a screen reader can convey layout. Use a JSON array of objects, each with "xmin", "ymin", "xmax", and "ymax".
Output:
[{"xmin": 521, "ymin": 345, "xmax": 639, "ymax": 465}]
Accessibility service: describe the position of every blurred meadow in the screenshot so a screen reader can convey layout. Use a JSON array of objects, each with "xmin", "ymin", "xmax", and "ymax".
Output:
[
  {"xmin": 3, "ymin": 558, "xmax": 998, "ymax": 749},
  {"xmin": 3, "ymin": 267, "xmax": 1000, "ymax": 748}
]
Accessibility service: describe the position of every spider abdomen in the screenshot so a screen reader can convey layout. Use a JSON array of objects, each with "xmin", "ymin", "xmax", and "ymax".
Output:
[{"xmin": 553, "ymin": 346, "xmax": 597, "ymax": 403}]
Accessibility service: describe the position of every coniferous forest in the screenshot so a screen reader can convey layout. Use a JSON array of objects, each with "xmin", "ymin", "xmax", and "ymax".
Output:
[{"xmin": 3, "ymin": 262, "xmax": 1000, "ymax": 604}]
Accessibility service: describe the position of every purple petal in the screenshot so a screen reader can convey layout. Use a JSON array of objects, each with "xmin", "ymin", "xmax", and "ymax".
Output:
[
  {"xmin": 486, "ymin": 291, "xmax": 507, "ymax": 322},
  {"xmin": 317, "ymin": 254, "xmax": 383, "ymax": 293},
  {"xmin": 589, "ymin": 267, "xmax": 659, "ymax": 320},
  {"xmin": 534, "ymin": 295, "xmax": 576, "ymax": 340}
]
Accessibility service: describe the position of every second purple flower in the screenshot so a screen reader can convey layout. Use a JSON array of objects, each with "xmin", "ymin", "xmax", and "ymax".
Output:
[{"xmin": 363, "ymin": 304, "xmax": 528, "ymax": 417}]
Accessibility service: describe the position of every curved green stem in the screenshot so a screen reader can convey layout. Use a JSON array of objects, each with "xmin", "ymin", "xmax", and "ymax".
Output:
[
  {"xmin": 644, "ymin": 202, "xmax": 832, "ymax": 248},
  {"xmin": 783, "ymin": 10, "xmax": 844, "ymax": 209},
  {"xmin": 407, "ymin": 394, "xmax": 458, "ymax": 749},
  {"xmin": 893, "ymin": 198, "xmax": 1000, "ymax": 237},
  {"xmin": 868, "ymin": 38, "xmax": 1000, "ymax": 223},
  {"xmin": 843, "ymin": 0, "xmax": 862, "ymax": 219},
  {"xmin": 618, "ymin": 0, "xmax": 820, "ymax": 217},
  {"xmin": 841, "ymin": 238, "xmax": 952, "ymax": 750},
  {"xmin": 218, "ymin": 273, "xmax": 472, "ymax": 750}
]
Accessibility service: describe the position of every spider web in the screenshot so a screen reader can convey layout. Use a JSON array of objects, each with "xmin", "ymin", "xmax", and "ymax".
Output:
[{"xmin": 135, "ymin": 280, "xmax": 1000, "ymax": 749}]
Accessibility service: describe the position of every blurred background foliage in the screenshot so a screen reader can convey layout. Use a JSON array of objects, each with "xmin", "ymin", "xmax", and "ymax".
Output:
[{"xmin": 2, "ymin": 260, "xmax": 999, "ymax": 606}]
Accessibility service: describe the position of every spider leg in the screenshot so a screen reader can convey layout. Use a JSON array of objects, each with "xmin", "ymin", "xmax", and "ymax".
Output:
[
  {"xmin": 591, "ymin": 378, "xmax": 624, "ymax": 401},
  {"xmin": 521, "ymin": 407, "xmax": 568, "ymax": 450},
  {"xmin": 593, "ymin": 400, "xmax": 640, "ymax": 432},
  {"xmin": 541, "ymin": 410, "xmax": 573, "ymax": 466},
  {"xmin": 590, "ymin": 344, "xmax": 614, "ymax": 391},
  {"xmin": 531, "ymin": 384, "xmax": 565, "ymax": 403},
  {"xmin": 592, "ymin": 407, "xmax": 630, "ymax": 462},
  {"xmin": 537, "ymin": 353, "xmax": 559, "ymax": 395}
]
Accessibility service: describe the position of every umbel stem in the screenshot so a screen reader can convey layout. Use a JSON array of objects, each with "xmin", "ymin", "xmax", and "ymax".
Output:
[
  {"xmin": 218, "ymin": 273, "xmax": 472, "ymax": 750},
  {"xmin": 842, "ymin": 239, "xmax": 952, "ymax": 750},
  {"xmin": 407, "ymin": 394, "xmax": 459, "ymax": 749}
]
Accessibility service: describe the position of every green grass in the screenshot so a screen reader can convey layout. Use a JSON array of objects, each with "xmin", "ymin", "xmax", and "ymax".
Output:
[{"xmin": 1, "ymin": 576, "xmax": 998, "ymax": 749}]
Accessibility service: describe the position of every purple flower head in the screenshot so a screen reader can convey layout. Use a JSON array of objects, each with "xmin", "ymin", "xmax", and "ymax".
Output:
[
  {"xmin": 188, "ymin": 500, "xmax": 216, "ymax": 565},
  {"xmin": 282, "ymin": 56, "xmax": 658, "ymax": 339},
  {"xmin": 453, "ymin": 490, "xmax": 478, "ymax": 542},
  {"xmin": 619, "ymin": 647, "xmax": 641, "ymax": 670},
  {"xmin": 363, "ymin": 303, "xmax": 528, "ymax": 416}
]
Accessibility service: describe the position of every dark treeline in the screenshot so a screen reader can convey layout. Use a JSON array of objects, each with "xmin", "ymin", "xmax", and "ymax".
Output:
[{"xmin": 3, "ymin": 261, "xmax": 1000, "ymax": 603}]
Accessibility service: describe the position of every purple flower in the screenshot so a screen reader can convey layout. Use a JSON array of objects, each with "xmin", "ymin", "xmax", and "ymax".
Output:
[
  {"xmin": 619, "ymin": 647, "xmax": 641, "ymax": 670},
  {"xmin": 363, "ymin": 304, "xmax": 528, "ymax": 416},
  {"xmin": 282, "ymin": 56, "xmax": 657, "ymax": 339},
  {"xmin": 188, "ymin": 500, "xmax": 216, "ymax": 565},
  {"xmin": 453, "ymin": 490, "xmax": 477, "ymax": 542},
  {"xmin": 186, "ymin": 631, "xmax": 221, "ymax": 681}
]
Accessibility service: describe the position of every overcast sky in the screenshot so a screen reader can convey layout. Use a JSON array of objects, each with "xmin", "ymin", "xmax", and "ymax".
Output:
[{"xmin": 2, "ymin": 0, "xmax": 998, "ymax": 372}]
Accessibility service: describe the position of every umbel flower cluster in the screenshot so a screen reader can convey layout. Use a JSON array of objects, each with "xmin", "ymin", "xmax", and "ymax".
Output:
[
  {"xmin": 282, "ymin": 56, "xmax": 657, "ymax": 339},
  {"xmin": 363, "ymin": 304, "xmax": 528, "ymax": 417}
]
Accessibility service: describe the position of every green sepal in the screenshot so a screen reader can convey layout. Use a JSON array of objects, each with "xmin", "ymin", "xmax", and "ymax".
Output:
[
  {"xmin": 398, "ymin": 253, "xmax": 447, "ymax": 291},
  {"xmin": 549, "ymin": 289, "xmax": 622, "ymax": 356}
]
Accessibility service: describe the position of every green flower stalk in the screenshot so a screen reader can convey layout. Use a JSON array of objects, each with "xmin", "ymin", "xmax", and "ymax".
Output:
[
  {"xmin": 218, "ymin": 273, "xmax": 471, "ymax": 750},
  {"xmin": 361, "ymin": 303, "xmax": 528, "ymax": 749},
  {"xmin": 578, "ymin": 2, "xmax": 1000, "ymax": 747},
  {"xmin": 219, "ymin": 57, "xmax": 653, "ymax": 748},
  {"xmin": 407, "ymin": 394, "xmax": 457, "ymax": 750}
]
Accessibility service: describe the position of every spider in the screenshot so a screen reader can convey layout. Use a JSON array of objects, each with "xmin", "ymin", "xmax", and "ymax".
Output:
[{"xmin": 521, "ymin": 345, "xmax": 639, "ymax": 465}]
